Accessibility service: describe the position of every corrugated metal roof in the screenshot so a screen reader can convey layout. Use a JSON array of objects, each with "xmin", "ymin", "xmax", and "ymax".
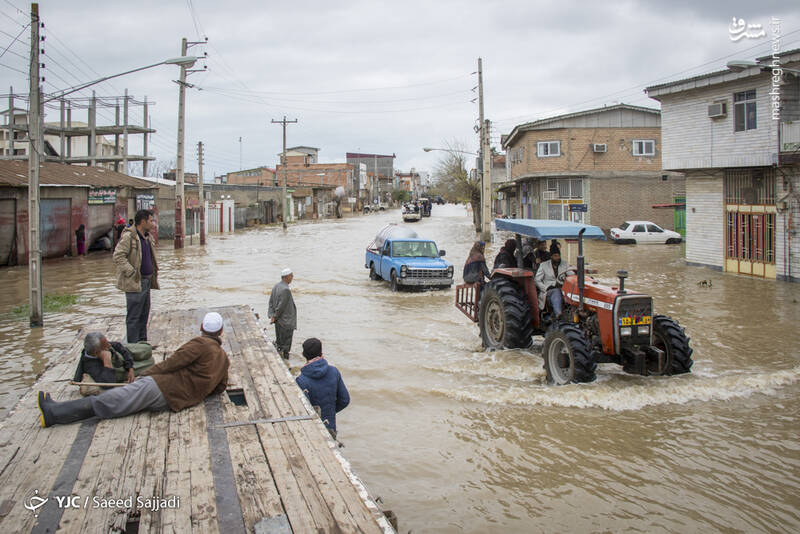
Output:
[{"xmin": 0, "ymin": 160, "xmax": 157, "ymax": 188}]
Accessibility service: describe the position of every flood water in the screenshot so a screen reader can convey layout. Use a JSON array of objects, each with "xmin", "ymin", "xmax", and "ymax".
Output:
[{"xmin": 1, "ymin": 205, "xmax": 799, "ymax": 533}]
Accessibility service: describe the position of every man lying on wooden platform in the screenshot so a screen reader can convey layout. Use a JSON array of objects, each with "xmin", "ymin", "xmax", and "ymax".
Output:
[
  {"xmin": 73, "ymin": 332, "xmax": 155, "ymax": 387},
  {"xmin": 36, "ymin": 312, "xmax": 230, "ymax": 428}
]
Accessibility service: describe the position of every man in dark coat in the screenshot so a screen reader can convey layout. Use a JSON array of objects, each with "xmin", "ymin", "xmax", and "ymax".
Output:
[
  {"xmin": 493, "ymin": 238, "xmax": 518, "ymax": 269},
  {"xmin": 37, "ymin": 312, "xmax": 229, "ymax": 428},
  {"xmin": 73, "ymin": 332, "xmax": 154, "ymax": 385},
  {"xmin": 295, "ymin": 338, "xmax": 350, "ymax": 439}
]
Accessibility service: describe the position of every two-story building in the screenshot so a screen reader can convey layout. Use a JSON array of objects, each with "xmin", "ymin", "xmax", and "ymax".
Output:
[
  {"xmin": 225, "ymin": 166, "xmax": 276, "ymax": 186},
  {"xmin": 646, "ymin": 49, "xmax": 800, "ymax": 282},
  {"xmin": 501, "ymin": 104, "xmax": 685, "ymax": 232}
]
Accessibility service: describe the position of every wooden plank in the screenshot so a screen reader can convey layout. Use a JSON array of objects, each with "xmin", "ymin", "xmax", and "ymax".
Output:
[{"xmin": 187, "ymin": 399, "xmax": 218, "ymax": 533}]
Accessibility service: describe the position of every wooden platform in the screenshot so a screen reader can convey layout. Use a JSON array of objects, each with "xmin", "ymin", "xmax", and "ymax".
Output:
[{"xmin": 0, "ymin": 306, "xmax": 393, "ymax": 533}]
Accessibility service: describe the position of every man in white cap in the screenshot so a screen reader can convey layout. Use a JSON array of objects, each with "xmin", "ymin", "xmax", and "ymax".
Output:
[
  {"xmin": 36, "ymin": 312, "xmax": 230, "ymax": 427},
  {"xmin": 268, "ymin": 268, "xmax": 297, "ymax": 360}
]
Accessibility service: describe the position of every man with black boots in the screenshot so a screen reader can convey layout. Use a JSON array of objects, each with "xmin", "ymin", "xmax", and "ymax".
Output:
[
  {"xmin": 37, "ymin": 312, "xmax": 229, "ymax": 428},
  {"xmin": 295, "ymin": 337, "xmax": 350, "ymax": 440},
  {"xmin": 268, "ymin": 268, "xmax": 297, "ymax": 360}
]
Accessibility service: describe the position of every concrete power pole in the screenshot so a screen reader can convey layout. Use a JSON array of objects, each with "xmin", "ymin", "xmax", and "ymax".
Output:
[
  {"xmin": 478, "ymin": 57, "xmax": 491, "ymax": 242},
  {"xmin": 271, "ymin": 116, "xmax": 297, "ymax": 223},
  {"xmin": 174, "ymin": 37, "xmax": 188, "ymax": 249},
  {"xmin": 28, "ymin": 2, "xmax": 43, "ymax": 326},
  {"xmin": 197, "ymin": 141, "xmax": 205, "ymax": 245}
]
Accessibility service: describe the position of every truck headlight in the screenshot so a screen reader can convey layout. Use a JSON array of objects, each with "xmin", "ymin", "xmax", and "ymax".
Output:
[
  {"xmin": 638, "ymin": 325, "xmax": 649, "ymax": 335},
  {"xmin": 446, "ymin": 265, "xmax": 454, "ymax": 277},
  {"xmin": 620, "ymin": 327, "xmax": 632, "ymax": 336},
  {"xmin": 400, "ymin": 265, "xmax": 408, "ymax": 278}
]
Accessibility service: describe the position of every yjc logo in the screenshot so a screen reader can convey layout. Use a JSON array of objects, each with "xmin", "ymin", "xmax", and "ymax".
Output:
[{"xmin": 23, "ymin": 490, "xmax": 48, "ymax": 517}]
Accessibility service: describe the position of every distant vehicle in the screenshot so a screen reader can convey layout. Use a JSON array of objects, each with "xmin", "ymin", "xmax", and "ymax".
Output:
[
  {"xmin": 433, "ymin": 196, "xmax": 445, "ymax": 205},
  {"xmin": 418, "ymin": 198, "xmax": 432, "ymax": 217},
  {"xmin": 402, "ymin": 202, "xmax": 421, "ymax": 222},
  {"xmin": 365, "ymin": 224, "xmax": 453, "ymax": 291},
  {"xmin": 610, "ymin": 221, "xmax": 683, "ymax": 244}
]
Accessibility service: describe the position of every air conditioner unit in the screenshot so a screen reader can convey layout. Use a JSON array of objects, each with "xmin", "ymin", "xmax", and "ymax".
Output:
[
  {"xmin": 708, "ymin": 103, "xmax": 727, "ymax": 118},
  {"xmin": 543, "ymin": 190, "xmax": 558, "ymax": 200},
  {"xmin": 592, "ymin": 143, "xmax": 607, "ymax": 153}
]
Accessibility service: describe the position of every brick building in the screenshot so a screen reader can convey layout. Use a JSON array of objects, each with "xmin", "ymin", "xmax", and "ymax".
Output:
[
  {"xmin": 500, "ymin": 104, "xmax": 685, "ymax": 232},
  {"xmin": 646, "ymin": 49, "xmax": 800, "ymax": 281},
  {"xmin": 346, "ymin": 152, "xmax": 395, "ymax": 203},
  {"xmin": 226, "ymin": 166, "xmax": 276, "ymax": 186}
]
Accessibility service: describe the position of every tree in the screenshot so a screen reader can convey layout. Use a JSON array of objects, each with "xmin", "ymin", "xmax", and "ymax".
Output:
[
  {"xmin": 431, "ymin": 141, "xmax": 481, "ymax": 231},
  {"xmin": 391, "ymin": 188, "xmax": 410, "ymax": 203}
]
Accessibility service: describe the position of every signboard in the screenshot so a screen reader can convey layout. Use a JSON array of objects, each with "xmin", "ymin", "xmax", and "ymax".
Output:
[
  {"xmin": 88, "ymin": 187, "xmax": 116, "ymax": 205},
  {"xmin": 569, "ymin": 203, "xmax": 588, "ymax": 212},
  {"xmin": 136, "ymin": 193, "xmax": 155, "ymax": 210}
]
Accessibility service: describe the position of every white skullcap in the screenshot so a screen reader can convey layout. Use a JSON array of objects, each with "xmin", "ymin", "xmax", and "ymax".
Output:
[
  {"xmin": 202, "ymin": 312, "xmax": 224, "ymax": 333},
  {"xmin": 281, "ymin": 268, "xmax": 293, "ymax": 277}
]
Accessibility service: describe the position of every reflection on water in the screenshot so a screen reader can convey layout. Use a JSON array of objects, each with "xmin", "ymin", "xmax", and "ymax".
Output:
[{"xmin": 1, "ymin": 204, "xmax": 799, "ymax": 533}]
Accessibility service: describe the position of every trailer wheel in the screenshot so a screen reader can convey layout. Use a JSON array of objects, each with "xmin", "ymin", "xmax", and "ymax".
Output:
[
  {"xmin": 478, "ymin": 278, "xmax": 533, "ymax": 349},
  {"xmin": 652, "ymin": 315, "xmax": 693, "ymax": 374},
  {"xmin": 542, "ymin": 323, "xmax": 596, "ymax": 385},
  {"xmin": 390, "ymin": 271, "xmax": 399, "ymax": 292},
  {"xmin": 369, "ymin": 264, "xmax": 379, "ymax": 280}
]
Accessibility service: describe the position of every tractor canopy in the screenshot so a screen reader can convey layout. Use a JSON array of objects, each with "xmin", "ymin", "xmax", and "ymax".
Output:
[{"xmin": 494, "ymin": 219, "xmax": 606, "ymax": 240}]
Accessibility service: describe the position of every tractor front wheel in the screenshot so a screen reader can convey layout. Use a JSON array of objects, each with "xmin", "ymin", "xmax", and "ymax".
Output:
[
  {"xmin": 651, "ymin": 315, "xmax": 693, "ymax": 374},
  {"xmin": 478, "ymin": 278, "xmax": 534, "ymax": 350},
  {"xmin": 542, "ymin": 323, "xmax": 596, "ymax": 385}
]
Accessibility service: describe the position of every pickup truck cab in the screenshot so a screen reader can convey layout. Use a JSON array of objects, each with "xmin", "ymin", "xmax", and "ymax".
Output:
[{"xmin": 365, "ymin": 225, "xmax": 453, "ymax": 291}]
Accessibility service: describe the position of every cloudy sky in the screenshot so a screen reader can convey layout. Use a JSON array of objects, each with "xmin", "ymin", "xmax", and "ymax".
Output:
[{"xmin": 1, "ymin": 0, "xmax": 798, "ymax": 180}]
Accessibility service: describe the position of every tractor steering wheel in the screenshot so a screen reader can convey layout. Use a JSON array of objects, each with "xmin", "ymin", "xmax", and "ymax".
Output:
[{"xmin": 557, "ymin": 268, "xmax": 577, "ymax": 285}]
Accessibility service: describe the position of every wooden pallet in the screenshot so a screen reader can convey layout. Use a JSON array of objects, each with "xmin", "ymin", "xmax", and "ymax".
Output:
[{"xmin": 0, "ymin": 305, "xmax": 393, "ymax": 534}]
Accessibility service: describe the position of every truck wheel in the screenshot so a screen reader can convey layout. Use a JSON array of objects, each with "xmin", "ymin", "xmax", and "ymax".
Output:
[
  {"xmin": 369, "ymin": 264, "xmax": 379, "ymax": 280},
  {"xmin": 390, "ymin": 271, "xmax": 399, "ymax": 292},
  {"xmin": 652, "ymin": 315, "xmax": 693, "ymax": 374},
  {"xmin": 478, "ymin": 278, "xmax": 534, "ymax": 349},
  {"xmin": 542, "ymin": 323, "xmax": 596, "ymax": 385}
]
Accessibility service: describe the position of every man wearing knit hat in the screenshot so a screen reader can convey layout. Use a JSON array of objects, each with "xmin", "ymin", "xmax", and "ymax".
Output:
[
  {"xmin": 268, "ymin": 268, "xmax": 297, "ymax": 360},
  {"xmin": 36, "ymin": 312, "xmax": 229, "ymax": 428},
  {"xmin": 295, "ymin": 337, "xmax": 349, "ymax": 439}
]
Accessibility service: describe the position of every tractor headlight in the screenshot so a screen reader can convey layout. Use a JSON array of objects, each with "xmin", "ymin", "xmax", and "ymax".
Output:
[
  {"xmin": 620, "ymin": 327, "xmax": 632, "ymax": 336},
  {"xmin": 638, "ymin": 325, "xmax": 650, "ymax": 336},
  {"xmin": 400, "ymin": 265, "xmax": 408, "ymax": 278},
  {"xmin": 446, "ymin": 265, "xmax": 454, "ymax": 277}
]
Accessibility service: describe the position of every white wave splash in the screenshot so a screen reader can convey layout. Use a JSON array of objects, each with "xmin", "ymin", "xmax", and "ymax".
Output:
[{"xmin": 431, "ymin": 367, "xmax": 800, "ymax": 411}]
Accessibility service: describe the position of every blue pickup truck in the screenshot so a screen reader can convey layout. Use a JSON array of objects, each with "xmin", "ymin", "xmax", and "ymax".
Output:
[{"xmin": 365, "ymin": 224, "xmax": 454, "ymax": 291}]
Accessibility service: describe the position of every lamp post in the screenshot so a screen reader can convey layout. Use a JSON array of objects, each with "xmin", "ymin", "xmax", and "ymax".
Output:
[
  {"xmin": 26, "ymin": 53, "xmax": 196, "ymax": 327},
  {"xmin": 727, "ymin": 59, "xmax": 800, "ymax": 74}
]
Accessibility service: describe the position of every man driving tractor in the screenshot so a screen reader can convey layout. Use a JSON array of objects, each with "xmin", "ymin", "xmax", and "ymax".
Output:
[{"xmin": 534, "ymin": 249, "xmax": 568, "ymax": 318}]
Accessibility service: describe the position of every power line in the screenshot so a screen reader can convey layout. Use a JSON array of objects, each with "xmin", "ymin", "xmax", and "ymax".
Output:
[{"xmin": 0, "ymin": 20, "xmax": 27, "ymax": 60}]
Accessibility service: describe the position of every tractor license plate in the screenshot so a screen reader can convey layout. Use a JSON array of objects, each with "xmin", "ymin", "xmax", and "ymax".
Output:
[{"xmin": 619, "ymin": 315, "xmax": 651, "ymax": 327}]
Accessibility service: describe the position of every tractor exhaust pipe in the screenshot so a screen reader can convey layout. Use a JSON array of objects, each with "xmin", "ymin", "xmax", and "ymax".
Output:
[{"xmin": 577, "ymin": 228, "xmax": 585, "ymax": 311}]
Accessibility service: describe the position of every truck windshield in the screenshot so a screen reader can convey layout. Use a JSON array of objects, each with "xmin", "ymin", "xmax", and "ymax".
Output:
[{"xmin": 392, "ymin": 241, "xmax": 438, "ymax": 258}]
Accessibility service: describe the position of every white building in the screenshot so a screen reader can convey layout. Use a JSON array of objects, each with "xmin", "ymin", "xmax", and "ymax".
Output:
[{"xmin": 646, "ymin": 48, "xmax": 800, "ymax": 282}]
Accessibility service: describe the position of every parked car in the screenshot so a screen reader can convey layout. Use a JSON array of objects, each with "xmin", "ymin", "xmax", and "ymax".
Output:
[
  {"xmin": 610, "ymin": 221, "xmax": 683, "ymax": 244},
  {"xmin": 365, "ymin": 224, "xmax": 453, "ymax": 291}
]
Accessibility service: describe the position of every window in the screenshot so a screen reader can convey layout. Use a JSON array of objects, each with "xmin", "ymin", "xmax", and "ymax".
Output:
[
  {"xmin": 632, "ymin": 140, "xmax": 655, "ymax": 156},
  {"xmin": 619, "ymin": 222, "xmax": 630, "ymax": 231},
  {"xmin": 546, "ymin": 178, "xmax": 558, "ymax": 191},
  {"xmin": 734, "ymin": 90, "xmax": 757, "ymax": 131},
  {"xmin": 570, "ymin": 178, "xmax": 583, "ymax": 199},
  {"xmin": 646, "ymin": 224, "xmax": 664, "ymax": 233},
  {"xmin": 537, "ymin": 141, "xmax": 560, "ymax": 157},
  {"xmin": 633, "ymin": 224, "xmax": 646, "ymax": 232}
]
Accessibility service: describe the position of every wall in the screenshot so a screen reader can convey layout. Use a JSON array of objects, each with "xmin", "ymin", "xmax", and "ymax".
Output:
[
  {"xmin": 776, "ymin": 169, "xmax": 800, "ymax": 281},
  {"xmin": 685, "ymin": 172, "xmax": 725, "ymax": 269},
  {"xmin": 587, "ymin": 173, "xmax": 684, "ymax": 231},
  {"xmin": 658, "ymin": 76, "xmax": 778, "ymax": 170}
]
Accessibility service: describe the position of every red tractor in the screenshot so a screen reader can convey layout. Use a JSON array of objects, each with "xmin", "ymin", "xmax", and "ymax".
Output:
[{"xmin": 456, "ymin": 219, "xmax": 693, "ymax": 385}]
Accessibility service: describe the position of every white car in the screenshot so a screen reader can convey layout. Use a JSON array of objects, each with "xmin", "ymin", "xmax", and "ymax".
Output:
[{"xmin": 609, "ymin": 221, "xmax": 682, "ymax": 244}]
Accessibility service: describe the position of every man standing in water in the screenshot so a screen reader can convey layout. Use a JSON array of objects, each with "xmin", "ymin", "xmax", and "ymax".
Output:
[
  {"xmin": 268, "ymin": 268, "xmax": 297, "ymax": 360},
  {"xmin": 113, "ymin": 209, "xmax": 159, "ymax": 343}
]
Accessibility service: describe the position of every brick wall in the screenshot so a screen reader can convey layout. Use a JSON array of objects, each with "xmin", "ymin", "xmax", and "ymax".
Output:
[
  {"xmin": 587, "ymin": 174, "xmax": 683, "ymax": 231},
  {"xmin": 685, "ymin": 171, "xmax": 724, "ymax": 269},
  {"xmin": 776, "ymin": 168, "xmax": 800, "ymax": 281},
  {"xmin": 508, "ymin": 126, "xmax": 663, "ymax": 179}
]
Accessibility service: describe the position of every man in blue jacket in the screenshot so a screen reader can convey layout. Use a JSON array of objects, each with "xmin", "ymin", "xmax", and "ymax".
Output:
[{"xmin": 295, "ymin": 337, "xmax": 349, "ymax": 439}]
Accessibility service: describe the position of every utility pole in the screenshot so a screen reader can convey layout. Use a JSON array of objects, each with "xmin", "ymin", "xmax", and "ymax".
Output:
[
  {"xmin": 197, "ymin": 141, "xmax": 205, "ymax": 245},
  {"xmin": 271, "ymin": 116, "xmax": 297, "ymax": 223},
  {"xmin": 478, "ymin": 57, "xmax": 491, "ymax": 242},
  {"xmin": 174, "ymin": 37, "xmax": 188, "ymax": 249},
  {"xmin": 28, "ymin": 2, "xmax": 43, "ymax": 326},
  {"xmin": 238, "ymin": 136, "xmax": 242, "ymax": 170}
]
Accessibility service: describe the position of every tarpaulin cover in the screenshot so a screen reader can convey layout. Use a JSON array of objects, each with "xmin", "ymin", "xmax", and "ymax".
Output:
[{"xmin": 494, "ymin": 219, "xmax": 606, "ymax": 240}]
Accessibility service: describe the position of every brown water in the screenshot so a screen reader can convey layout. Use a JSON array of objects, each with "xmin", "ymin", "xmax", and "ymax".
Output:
[{"xmin": 1, "ymin": 205, "xmax": 799, "ymax": 533}]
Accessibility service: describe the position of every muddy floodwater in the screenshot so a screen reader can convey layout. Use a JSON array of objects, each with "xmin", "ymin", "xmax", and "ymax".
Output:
[{"xmin": 1, "ymin": 204, "xmax": 799, "ymax": 533}]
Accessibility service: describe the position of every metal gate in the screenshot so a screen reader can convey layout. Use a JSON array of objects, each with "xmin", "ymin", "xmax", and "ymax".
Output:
[
  {"xmin": 673, "ymin": 196, "xmax": 686, "ymax": 236},
  {"xmin": 724, "ymin": 169, "xmax": 776, "ymax": 278},
  {"xmin": 41, "ymin": 198, "xmax": 71, "ymax": 258},
  {"xmin": 0, "ymin": 199, "xmax": 15, "ymax": 265}
]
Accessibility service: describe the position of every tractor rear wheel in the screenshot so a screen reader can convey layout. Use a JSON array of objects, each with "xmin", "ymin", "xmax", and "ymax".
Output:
[
  {"xmin": 652, "ymin": 315, "xmax": 693, "ymax": 374},
  {"xmin": 478, "ymin": 278, "xmax": 534, "ymax": 350},
  {"xmin": 542, "ymin": 323, "xmax": 596, "ymax": 384}
]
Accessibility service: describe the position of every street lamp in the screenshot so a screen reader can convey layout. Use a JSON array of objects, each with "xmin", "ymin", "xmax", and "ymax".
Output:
[
  {"xmin": 27, "ymin": 54, "xmax": 196, "ymax": 327},
  {"xmin": 727, "ymin": 59, "xmax": 800, "ymax": 74},
  {"xmin": 423, "ymin": 147, "xmax": 478, "ymax": 155}
]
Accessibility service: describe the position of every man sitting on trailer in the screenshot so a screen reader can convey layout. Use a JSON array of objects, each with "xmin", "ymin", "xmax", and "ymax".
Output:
[
  {"xmin": 73, "ymin": 332, "xmax": 155, "ymax": 387},
  {"xmin": 534, "ymin": 249, "xmax": 569, "ymax": 318},
  {"xmin": 37, "ymin": 312, "xmax": 230, "ymax": 428}
]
